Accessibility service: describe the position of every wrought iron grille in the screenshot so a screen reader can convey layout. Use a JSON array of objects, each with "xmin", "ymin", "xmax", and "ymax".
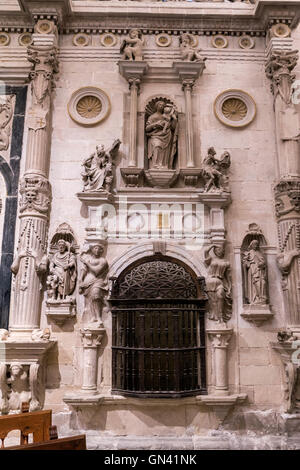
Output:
[{"xmin": 110, "ymin": 259, "xmax": 207, "ymax": 398}]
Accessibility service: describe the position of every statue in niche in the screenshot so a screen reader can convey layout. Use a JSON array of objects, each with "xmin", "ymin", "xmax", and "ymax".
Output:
[
  {"xmin": 202, "ymin": 147, "xmax": 231, "ymax": 192},
  {"xmin": 46, "ymin": 239, "xmax": 77, "ymax": 302},
  {"xmin": 204, "ymin": 242, "xmax": 232, "ymax": 323},
  {"xmin": 81, "ymin": 139, "xmax": 121, "ymax": 193},
  {"xmin": 242, "ymin": 239, "xmax": 268, "ymax": 305},
  {"xmin": 0, "ymin": 363, "xmax": 31, "ymax": 414},
  {"xmin": 180, "ymin": 33, "xmax": 207, "ymax": 63},
  {"xmin": 79, "ymin": 244, "xmax": 108, "ymax": 325},
  {"xmin": 145, "ymin": 99, "xmax": 178, "ymax": 169},
  {"xmin": 120, "ymin": 29, "xmax": 144, "ymax": 61}
]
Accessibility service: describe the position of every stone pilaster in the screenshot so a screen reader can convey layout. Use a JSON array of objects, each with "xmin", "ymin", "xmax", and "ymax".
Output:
[
  {"xmin": 10, "ymin": 25, "xmax": 58, "ymax": 333},
  {"xmin": 173, "ymin": 61, "xmax": 205, "ymax": 169},
  {"xmin": 80, "ymin": 327, "xmax": 106, "ymax": 394},
  {"xmin": 207, "ymin": 325, "xmax": 233, "ymax": 396},
  {"xmin": 119, "ymin": 61, "xmax": 148, "ymax": 168}
]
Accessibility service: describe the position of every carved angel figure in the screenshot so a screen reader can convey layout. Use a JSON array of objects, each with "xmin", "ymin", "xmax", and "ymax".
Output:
[
  {"xmin": 79, "ymin": 244, "xmax": 108, "ymax": 325},
  {"xmin": 146, "ymin": 100, "xmax": 178, "ymax": 169},
  {"xmin": 120, "ymin": 29, "xmax": 144, "ymax": 61},
  {"xmin": 202, "ymin": 147, "xmax": 231, "ymax": 193},
  {"xmin": 180, "ymin": 33, "xmax": 207, "ymax": 63},
  {"xmin": 81, "ymin": 139, "xmax": 121, "ymax": 193},
  {"xmin": 242, "ymin": 239, "xmax": 268, "ymax": 305},
  {"xmin": 204, "ymin": 243, "xmax": 232, "ymax": 323},
  {"xmin": 46, "ymin": 239, "xmax": 77, "ymax": 301}
]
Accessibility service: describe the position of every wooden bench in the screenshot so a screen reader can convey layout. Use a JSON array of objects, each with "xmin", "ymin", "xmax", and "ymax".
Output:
[
  {"xmin": 0, "ymin": 407, "xmax": 86, "ymax": 450},
  {"xmin": 0, "ymin": 410, "xmax": 52, "ymax": 447},
  {"xmin": 3, "ymin": 434, "xmax": 86, "ymax": 450}
]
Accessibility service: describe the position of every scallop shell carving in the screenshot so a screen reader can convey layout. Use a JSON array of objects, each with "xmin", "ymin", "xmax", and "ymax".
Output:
[
  {"xmin": 222, "ymin": 98, "xmax": 247, "ymax": 122},
  {"xmin": 76, "ymin": 96, "xmax": 102, "ymax": 119}
]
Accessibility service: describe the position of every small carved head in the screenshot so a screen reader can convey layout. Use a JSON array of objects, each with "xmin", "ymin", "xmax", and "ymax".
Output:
[
  {"xmin": 91, "ymin": 244, "xmax": 104, "ymax": 257},
  {"xmin": 57, "ymin": 239, "xmax": 67, "ymax": 253},
  {"xmin": 248, "ymin": 239, "xmax": 259, "ymax": 251},
  {"xmin": 214, "ymin": 242, "xmax": 225, "ymax": 259},
  {"xmin": 208, "ymin": 147, "xmax": 216, "ymax": 156},
  {"xmin": 155, "ymin": 101, "xmax": 165, "ymax": 113},
  {"xmin": 24, "ymin": 189, "xmax": 37, "ymax": 203},
  {"xmin": 129, "ymin": 29, "xmax": 141, "ymax": 39},
  {"xmin": 9, "ymin": 363, "xmax": 24, "ymax": 378}
]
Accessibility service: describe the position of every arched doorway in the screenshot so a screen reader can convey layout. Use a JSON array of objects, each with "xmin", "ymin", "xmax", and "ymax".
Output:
[{"xmin": 110, "ymin": 255, "xmax": 207, "ymax": 398}]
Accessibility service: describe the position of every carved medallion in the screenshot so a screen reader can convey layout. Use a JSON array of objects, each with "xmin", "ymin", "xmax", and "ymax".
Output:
[
  {"xmin": 68, "ymin": 87, "xmax": 110, "ymax": 126},
  {"xmin": 35, "ymin": 19, "xmax": 56, "ymax": 35},
  {"xmin": 18, "ymin": 33, "xmax": 33, "ymax": 47},
  {"xmin": 214, "ymin": 90, "xmax": 256, "ymax": 128},
  {"xmin": 0, "ymin": 33, "xmax": 10, "ymax": 46},
  {"xmin": 100, "ymin": 33, "xmax": 117, "ymax": 47},
  {"xmin": 270, "ymin": 23, "xmax": 291, "ymax": 39},
  {"xmin": 73, "ymin": 33, "xmax": 90, "ymax": 47},
  {"xmin": 239, "ymin": 35, "xmax": 255, "ymax": 50},
  {"xmin": 155, "ymin": 33, "xmax": 171, "ymax": 48},
  {"xmin": 212, "ymin": 35, "xmax": 228, "ymax": 49}
]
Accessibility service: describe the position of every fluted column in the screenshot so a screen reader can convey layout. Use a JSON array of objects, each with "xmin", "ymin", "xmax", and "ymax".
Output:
[
  {"xmin": 173, "ymin": 61, "xmax": 205, "ymax": 169},
  {"xmin": 207, "ymin": 326, "xmax": 233, "ymax": 396},
  {"xmin": 118, "ymin": 61, "xmax": 148, "ymax": 168},
  {"xmin": 265, "ymin": 30, "xmax": 300, "ymax": 329},
  {"xmin": 80, "ymin": 327, "xmax": 105, "ymax": 394},
  {"xmin": 128, "ymin": 77, "xmax": 140, "ymax": 167},
  {"xmin": 182, "ymin": 79, "xmax": 195, "ymax": 168},
  {"xmin": 9, "ymin": 23, "xmax": 59, "ymax": 332}
]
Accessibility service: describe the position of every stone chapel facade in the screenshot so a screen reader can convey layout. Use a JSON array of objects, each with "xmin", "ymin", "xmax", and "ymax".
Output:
[{"xmin": 1, "ymin": 0, "xmax": 300, "ymax": 450}]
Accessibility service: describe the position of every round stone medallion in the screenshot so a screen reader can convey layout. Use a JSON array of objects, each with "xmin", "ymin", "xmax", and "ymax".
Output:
[
  {"xmin": 214, "ymin": 90, "xmax": 256, "ymax": 128},
  {"xmin": 35, "ymin": 19, "xmax": 55, "ymax": 35},
  {"xmin": 68, "ymin": 87, "xmax": 111, "ymax": 126},
  {"xmin": 100, "ymin": 33, "xmax": 117, "ymax": 47},
  {"xmin": 270, "ymin": 23, "xmax": 291, "ymax": 38},
  {"xmin": 212, "ymin": 35, "xmax": 228, "ymax": 49},
  {"xmin": 73, "ymin": 33, "xmax": 90, "ymax": 47},
  {"xmin": 18, "ymin": 32, "xmax": 33, "ymax": 46},
  {"xmin": 239, "ymin": 35, "xmax": 255, "ymax": 50},
  {"xmin": 155, "ymin": 33, "xmax": 171, "ymax": 48},
  {"xmin": 0, "ymin": 33, "xmax": 10, "ymax": 46}
]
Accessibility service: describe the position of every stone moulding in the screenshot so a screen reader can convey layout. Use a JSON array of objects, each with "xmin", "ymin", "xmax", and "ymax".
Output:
[
  {"xmin": 46, "ymin": 299, "xmax": 76, "ymax": 326},
  {"xmin": 76, "ymin": 190, "xmax": 115, "ymax": 206},
  {"xmin": 63, "ymin": 393, "xmax": 247, "ymax": 409}
]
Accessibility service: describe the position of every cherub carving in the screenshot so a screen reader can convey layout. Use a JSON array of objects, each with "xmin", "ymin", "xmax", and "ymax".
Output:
[
  {"xmin": 120, "ymin": 29, "xmax": 144, "ymax": 61},
  {"xmin": 180, "ymin": 33, "xmax": 207, "ymax": 63}
]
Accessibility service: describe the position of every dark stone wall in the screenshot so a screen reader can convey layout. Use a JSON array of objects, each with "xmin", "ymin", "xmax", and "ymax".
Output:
[{"xmin": 0, "ymin": 86, "xmax": 27, "ymax": 329}]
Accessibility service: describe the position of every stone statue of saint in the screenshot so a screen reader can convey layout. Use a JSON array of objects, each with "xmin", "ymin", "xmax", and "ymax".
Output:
[
  {"xmin": 120, "ymin": 29, "xmax": 144, "ymax": 61},
  {"xmin": 79, "ymin": 244, "xmax": 108, "ymax": 325},
  {"xmin": 47, "ymin": 239, "xmax": 77, "ymax": 301},
  {"xmin": 204, "ymin": 243, "xmax": 232, "ymax": 323},
  {"xmin": 180, "ymin": 33, "xmax": 206, "ymax": 63},
  {"xmin": 242, "ymin": 239, "xmax": 268, "ymax": 305},
  {"xmin": 202, "ymin": 147, "xmax": 231, "ymax": 193},
  {"xmin": 146, "ymin": 101, "xmax": 178, "ymax": 169},
  {"xmin": 81, "ymin": 139, "xmax": 121, "ymax": 193},
  {"xmin": 7, "ymin": 363, "xmax": 31, "ymax": 412}
]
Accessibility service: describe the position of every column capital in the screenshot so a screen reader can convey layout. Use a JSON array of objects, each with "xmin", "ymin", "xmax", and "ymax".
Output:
[
  {"xmin": 118, "ymin": 60, "xmax": 149, "ymax": 89},
  {"xmin": 265, "ymin": 49, "xmax": 299, "ymax": 105},
  {"xmin": 80, "ymin": 327, "xmax": 106, "ymax": 349},
  {"xmin": 207, "ymin": 326, "xmax": 233, "ymax": 349},
  {"xmin": 172, "ymin": 61, "xmax": 205, "ymax": 87}
]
